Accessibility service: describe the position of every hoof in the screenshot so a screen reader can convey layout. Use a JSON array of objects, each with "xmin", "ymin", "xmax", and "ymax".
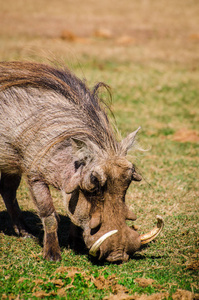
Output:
[
  {"xmin": 13, "ymin": 224, "xmax": 32, "ymax": 238},
  {"xmin": 44, "ymin": 249, "xmax": 62, "ymax": 261}
]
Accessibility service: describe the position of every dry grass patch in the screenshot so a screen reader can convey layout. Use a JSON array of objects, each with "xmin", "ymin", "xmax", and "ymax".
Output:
[{"xmin": 0, "ymin": 0, "xmax": 199, "ymax": 65}]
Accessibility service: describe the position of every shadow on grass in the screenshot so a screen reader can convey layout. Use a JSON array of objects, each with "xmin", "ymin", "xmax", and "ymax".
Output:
[
  {"xmin": 0, "ymin": 210, "xmax": 87, "ymax": 254},
  {"xmin": 0, "ymin": 210, "xmax": 164, "ymax": 264}
]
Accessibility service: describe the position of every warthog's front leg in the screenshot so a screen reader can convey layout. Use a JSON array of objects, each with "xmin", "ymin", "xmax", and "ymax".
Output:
[
  {"xmin": 42, "ymin": 212, "xmax": 61, "ymax": 261},
  {"xmin": 28, "ymin": 179, "xmax": 61, "ymax": 261}
]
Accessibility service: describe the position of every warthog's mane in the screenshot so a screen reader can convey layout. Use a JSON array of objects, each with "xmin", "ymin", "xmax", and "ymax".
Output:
[{"xmin": 0, "ymin": 62, "xmax": 121, "ymax": 161}]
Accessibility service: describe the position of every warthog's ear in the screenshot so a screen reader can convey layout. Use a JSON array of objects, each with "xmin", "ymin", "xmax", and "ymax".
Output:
[{"xmin": 120, "ymin": 127, "xmax": 141, "ymax": 155}]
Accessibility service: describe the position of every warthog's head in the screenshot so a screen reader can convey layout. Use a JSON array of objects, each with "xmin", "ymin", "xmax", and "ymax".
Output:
[{"xmin": 62, "ymin": 128, "xmax": 164, "ymax": 262}]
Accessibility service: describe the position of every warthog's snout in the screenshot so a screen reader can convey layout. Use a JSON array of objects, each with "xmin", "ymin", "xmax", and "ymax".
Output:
[{"xmin": 89, "ymin": 216, "xmax": 164, "ymax": 262}]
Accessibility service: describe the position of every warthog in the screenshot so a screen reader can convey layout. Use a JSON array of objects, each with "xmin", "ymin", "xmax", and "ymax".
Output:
[{"xmin": 0, "ymin": 62, "xmax": 163, "ymax": 262}]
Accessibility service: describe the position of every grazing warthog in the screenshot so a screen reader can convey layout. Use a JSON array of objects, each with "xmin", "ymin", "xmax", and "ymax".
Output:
[{"xmin": 0, "ymin": 62, "xmax": 164, "ymax": 262}]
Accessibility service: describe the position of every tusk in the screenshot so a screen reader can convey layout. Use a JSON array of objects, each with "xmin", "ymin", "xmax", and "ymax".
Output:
[
  {"xmin": 140, "ymin": 215, "xmax": 164, "ymax": 245},
  {"xmin": 89, "ymin": 230, "xmax": 118, "ymax": 257}
]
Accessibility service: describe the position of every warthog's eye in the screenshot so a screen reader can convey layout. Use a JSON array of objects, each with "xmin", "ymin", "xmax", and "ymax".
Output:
[
  {"xmin": 74, "ymin": 160, "xmax": 85, "ymax": 170},
  {"xmin": 88, "ymin": 173, "xmax": 107, "ymax": 194},
  {"xmin": 90, "ymin": 174, "xmax": 100, "ymax": 189}
]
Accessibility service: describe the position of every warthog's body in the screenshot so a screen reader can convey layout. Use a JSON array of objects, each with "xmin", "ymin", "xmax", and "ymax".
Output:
[{"xmin": 0, "ymin": 62, "xmax": 163, "ymax": 262}]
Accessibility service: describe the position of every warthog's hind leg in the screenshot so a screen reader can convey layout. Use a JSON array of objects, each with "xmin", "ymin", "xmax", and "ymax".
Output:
[
  {"xmin": 0, "ymin": 172, "xmax": 30, "ymax": 237},
  {"xmin": 28, "ymin": 179, "xmax": 61, "ymax": 261}
]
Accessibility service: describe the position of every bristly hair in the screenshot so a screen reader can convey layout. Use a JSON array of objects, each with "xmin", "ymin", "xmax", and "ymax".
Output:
[
  {"xmin": 0, "ymin": 61, "xmax": 120, "ymax": 156},
  {"xmin": 0, "ymin": 61, "xmax": 84, "ymax": 104}
]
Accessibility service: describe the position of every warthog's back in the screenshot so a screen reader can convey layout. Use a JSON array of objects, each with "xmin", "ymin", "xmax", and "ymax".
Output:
[{"xmin": 0, "ymin": 62, "xmax": 118, "ymax": 174}]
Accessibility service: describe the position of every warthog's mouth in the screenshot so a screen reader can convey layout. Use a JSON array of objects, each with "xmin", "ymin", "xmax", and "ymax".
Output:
[{"xmin": 89, "ymin": 215, "xmax": 164, "ymax": 259}]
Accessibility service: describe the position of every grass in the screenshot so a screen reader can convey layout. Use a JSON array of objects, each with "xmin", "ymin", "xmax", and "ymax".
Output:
[{"xmin": 0, "ymin": 0, "xmax": 199, "ymax": 299}]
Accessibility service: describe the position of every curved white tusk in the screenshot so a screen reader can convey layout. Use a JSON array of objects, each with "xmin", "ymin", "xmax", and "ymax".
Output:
[
  {"xmin": 140, "ymin": 215, "xmax": 164, "ymax": 245},
  {"xmin": 89, "ymin": 230, "xmax": 118, "ymax": 257}
]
